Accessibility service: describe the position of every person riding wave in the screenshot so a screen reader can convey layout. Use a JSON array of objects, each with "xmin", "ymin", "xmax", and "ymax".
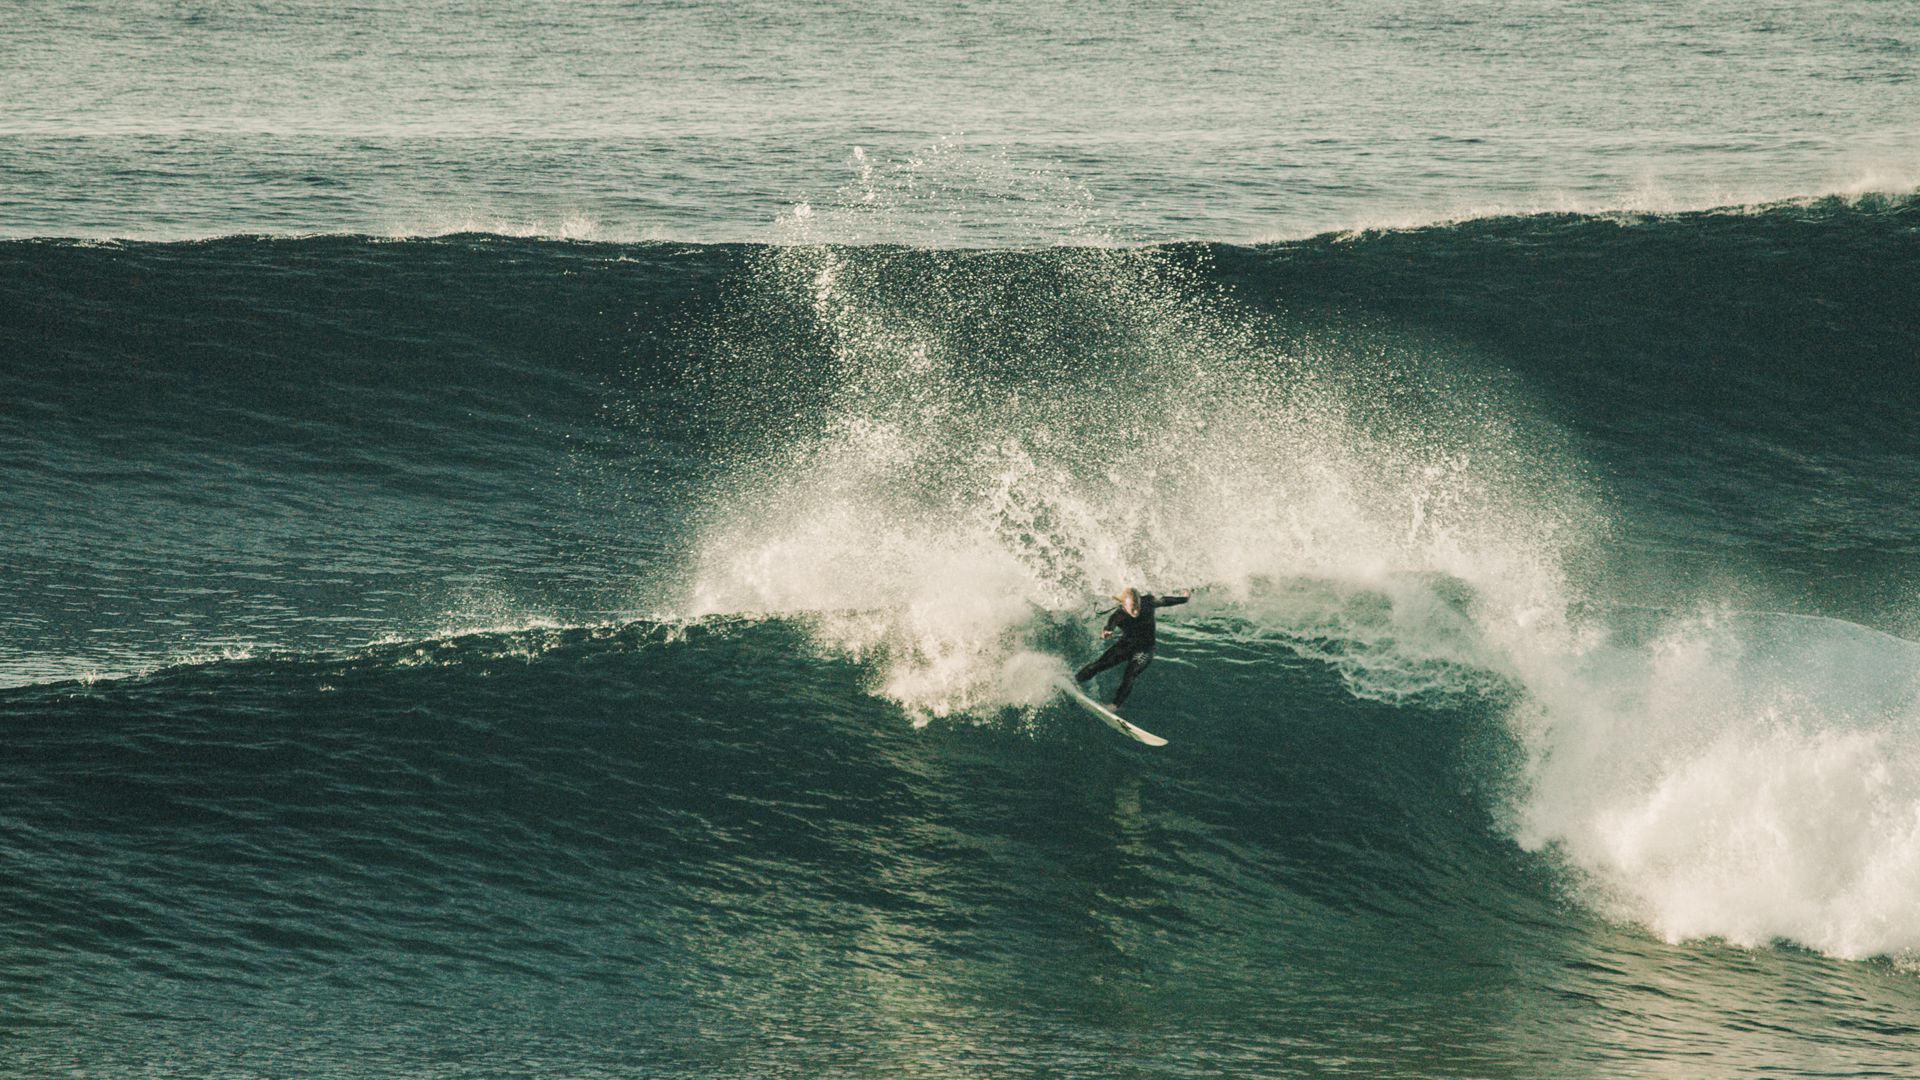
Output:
[{"xmin": 1075, "ymin": 586, "xmax": 1192, "ymax": 708}]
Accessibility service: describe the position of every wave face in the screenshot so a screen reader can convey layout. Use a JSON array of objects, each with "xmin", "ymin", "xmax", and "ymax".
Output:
[{"xmin": 6, "ymin": 198, "xmax": 1920, "ymax": 1076}]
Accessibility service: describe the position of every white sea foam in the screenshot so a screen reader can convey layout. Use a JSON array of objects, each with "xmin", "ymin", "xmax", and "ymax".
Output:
[
  {"xmin": 1507, "ymin": 610, "xmax": 1920, "ymax": 960},
  {"xmin": 683, "ymin": 189, "xmax": 1585, "ymax": 721}
]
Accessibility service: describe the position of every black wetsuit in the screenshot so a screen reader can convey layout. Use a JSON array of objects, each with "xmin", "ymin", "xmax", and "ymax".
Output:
[{"xmin": 1075, "ymin": 593, "xmax": 1188, "ymax": 706}]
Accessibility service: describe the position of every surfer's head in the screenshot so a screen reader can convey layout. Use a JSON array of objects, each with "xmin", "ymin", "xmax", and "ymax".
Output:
[{"xmin": 1116, "ymin": 587, "xmax": 1141, "ymax": 616}]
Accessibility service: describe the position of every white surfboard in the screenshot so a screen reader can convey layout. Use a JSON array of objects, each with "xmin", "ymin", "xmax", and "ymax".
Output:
[{"xmin": 1062, "ymin": 681, "xmax": 1168, "ymax": 747}]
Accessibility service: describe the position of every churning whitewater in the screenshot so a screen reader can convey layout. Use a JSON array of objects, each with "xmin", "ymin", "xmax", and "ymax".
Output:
[{"xmin": 670, "ymin": 204, "xmax": 1920, "ymax": 967}]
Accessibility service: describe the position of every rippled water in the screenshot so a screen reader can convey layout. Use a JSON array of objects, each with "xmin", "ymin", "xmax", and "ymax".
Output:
[
  {"xmin": 4, "ymin": 0, "xmax": 1917, "ymax": 243},
  {"xmin": 7, "ymin": 4, "xmax": 1920, "ymax": 1077}
]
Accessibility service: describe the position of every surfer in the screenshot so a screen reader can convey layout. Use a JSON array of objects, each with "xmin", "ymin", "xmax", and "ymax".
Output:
[{"xmin": 1075, "ymin": 587, "xmax": 1192, "ymax": 708}]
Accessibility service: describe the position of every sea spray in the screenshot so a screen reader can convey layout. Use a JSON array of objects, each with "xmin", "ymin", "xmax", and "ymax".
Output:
[
  {"xmin": 674, "ymin": 179, "xmax": 1920, "ymax": 966},
  {"xmin": 682, "ymin": 180, "xmax": 1593, "ymax": 721}
]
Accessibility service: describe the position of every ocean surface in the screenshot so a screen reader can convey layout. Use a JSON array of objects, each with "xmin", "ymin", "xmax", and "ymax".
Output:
[{"xmin": 5, "ymin": 3, "xmax": 1920, "ymax": 1078}]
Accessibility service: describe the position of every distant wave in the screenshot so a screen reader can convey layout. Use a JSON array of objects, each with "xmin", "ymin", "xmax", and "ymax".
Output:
[{"xmin": 4, "ymin": 182, "xmax": 1914, "ymax": 248}]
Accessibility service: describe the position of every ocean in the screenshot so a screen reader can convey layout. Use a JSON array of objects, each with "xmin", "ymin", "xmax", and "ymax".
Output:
[{"xmin": 4, "ymin": 3, "xmax": 1920, "ymax": 1077}]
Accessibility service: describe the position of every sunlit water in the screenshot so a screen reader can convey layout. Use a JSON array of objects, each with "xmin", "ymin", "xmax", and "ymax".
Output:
[{"xmin": 4, "ymin": 0, "xmax": 1917, "ymax": 243}]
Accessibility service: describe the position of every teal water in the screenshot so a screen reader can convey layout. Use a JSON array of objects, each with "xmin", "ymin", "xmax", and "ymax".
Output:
[{"xmin": 5, "ymin": 5, "xmax": 1920, "ymax": 1078}]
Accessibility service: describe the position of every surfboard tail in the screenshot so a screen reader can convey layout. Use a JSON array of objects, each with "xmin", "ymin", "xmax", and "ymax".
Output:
[{"xmin": 1061, "ymin": 679, "xmax": 1168, "ymax": 747}]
